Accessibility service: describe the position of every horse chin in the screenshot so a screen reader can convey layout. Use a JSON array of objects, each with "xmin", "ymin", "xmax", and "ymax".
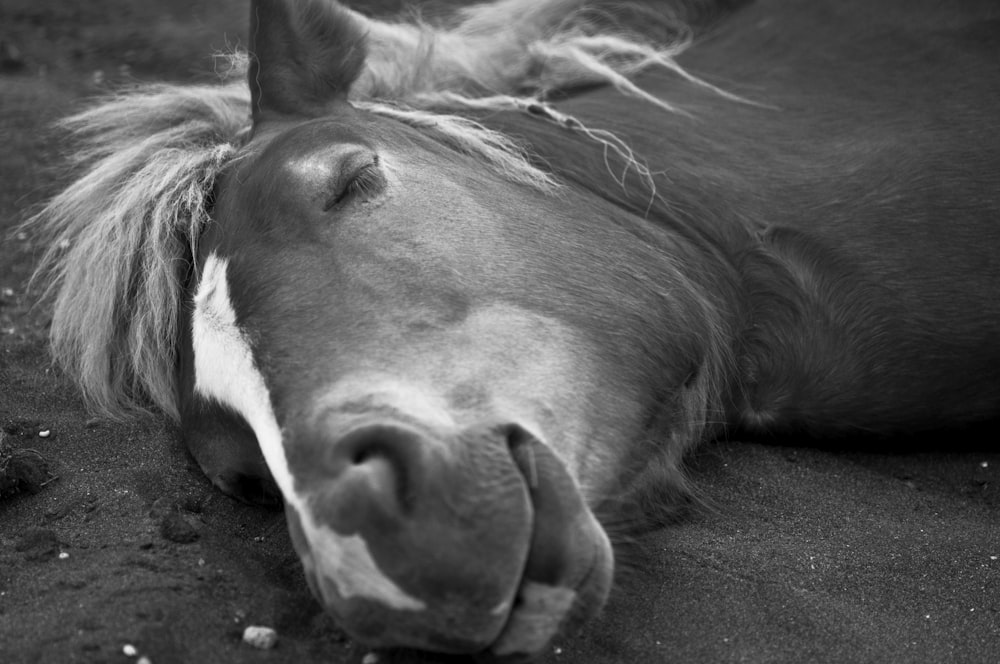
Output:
[{"xmin": 281, "ymin": 429, "xmax": 614, "ymax": 658}]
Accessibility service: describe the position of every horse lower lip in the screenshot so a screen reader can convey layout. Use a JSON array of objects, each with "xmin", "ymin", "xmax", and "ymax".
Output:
[{"xmin": 484, "ymin": 439, "xmax": 614, "ymax": 657}]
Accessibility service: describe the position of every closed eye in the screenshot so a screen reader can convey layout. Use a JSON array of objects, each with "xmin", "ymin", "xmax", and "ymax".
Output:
[{"xmin": 324, "ymin": 155, "xmax": 385, "ymax": 211}]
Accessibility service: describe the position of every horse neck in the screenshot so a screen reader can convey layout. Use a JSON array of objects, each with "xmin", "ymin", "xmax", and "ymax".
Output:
[
  {"xmin": 456, "ymin": 0, "xmax": 1000, "ymax": 438},
  {"xmin": 539, "ymin": 76, "xmax": 1000, "ymax": 438},
  {"xmin": 470, "ymin": 87, "xmax": 903, "ymax": 438}
]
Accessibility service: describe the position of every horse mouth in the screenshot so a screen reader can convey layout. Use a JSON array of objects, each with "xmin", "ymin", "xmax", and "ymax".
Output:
[
  {"xmin": 484, "ymin": 434, "xmax": 614, "ymax": 658},
  {"xmin": 284, "ymin": 421, "xmax": 614, "ymax": 659}
]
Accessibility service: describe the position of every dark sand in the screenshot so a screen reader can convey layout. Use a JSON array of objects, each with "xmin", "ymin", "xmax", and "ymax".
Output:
[{"xmin": 2, "ymin": 2, "xmax": 998, "ymax": 662}]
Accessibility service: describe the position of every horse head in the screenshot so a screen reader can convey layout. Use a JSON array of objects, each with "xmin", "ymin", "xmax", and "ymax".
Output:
[
  {"xmin": 177, "ymin": 0, "xmax": 728, "ymax": 656},
  {"xmin": 32, "ymin": 0, "xmax": 733, "ymax": 657}
]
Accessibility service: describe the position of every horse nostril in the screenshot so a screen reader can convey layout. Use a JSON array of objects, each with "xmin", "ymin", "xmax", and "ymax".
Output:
[
  {"xmin": 323, "ymin": 424, "xmax": 426, "ymax": 522},
  {"xmin": 349, "ymin": 444, "xmax": 374, "ymax": 465},
  {"xmin": 337, "ymin": 425, "xmax": 420, "ymax": 466},
  {"xmin": 503, "ymin": 424, "xmax": 536, "ymax": 449},
  {"xmin": 504, "ymin": 424, "xmax": 541, "ymax": 488}
]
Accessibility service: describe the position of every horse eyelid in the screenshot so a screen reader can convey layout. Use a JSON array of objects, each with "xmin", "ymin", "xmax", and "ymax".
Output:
[{"xmin": 323, "ymin": 157, "xmax": 385, "ymax": 211}]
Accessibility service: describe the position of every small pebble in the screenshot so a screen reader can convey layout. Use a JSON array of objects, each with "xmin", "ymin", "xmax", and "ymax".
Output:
[
  {"xmin": 58, "ymin": 551, "xmax": 69, "ymax": 560},
  {"xmin": 38, "ymin": 430, "xmax": 51, "ymax": 438},
  {"xmin": 137, "ymin": 657, "xmax": 152, "ymax": 664},
  {"xmin": 981, "ymin": 461, "xmax": 989, "ymax": 469},
  {"xmin": 242, "ymin": 625, "xmax": 278, "ymax": 650},
  {"xmin": 123, "ymin": 644, "xmax": 138, "ymax": 656},
  {"xmin": 362, "ymin": 653, "xmax": 379, "ymax": 664}
]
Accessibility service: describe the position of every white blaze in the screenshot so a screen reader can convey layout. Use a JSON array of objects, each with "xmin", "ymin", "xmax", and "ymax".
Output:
[{"xmin": 191, "ymin": 252, "xmax": 425, "ymax": 611}]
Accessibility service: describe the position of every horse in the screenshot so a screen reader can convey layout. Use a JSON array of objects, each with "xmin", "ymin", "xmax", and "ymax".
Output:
[{"xmin": 27, "ymin": 0, "xmax": 1000, "ymax": 658}]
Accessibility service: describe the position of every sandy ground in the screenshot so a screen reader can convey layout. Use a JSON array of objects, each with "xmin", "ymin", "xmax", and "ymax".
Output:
[{"xmin": 2, "ymin": 2, "xmax": 999, "ymax": 663}]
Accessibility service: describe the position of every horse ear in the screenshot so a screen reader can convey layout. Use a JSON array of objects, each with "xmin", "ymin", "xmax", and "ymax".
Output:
[{"xmin": 248, "ymin": 0, "xmax": 367, "ymax": 123}]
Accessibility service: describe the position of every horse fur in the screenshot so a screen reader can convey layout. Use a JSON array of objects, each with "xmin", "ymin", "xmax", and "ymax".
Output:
[{"xmin": 27, "ymin": 0, "xmax": 728, "ymax": 421}]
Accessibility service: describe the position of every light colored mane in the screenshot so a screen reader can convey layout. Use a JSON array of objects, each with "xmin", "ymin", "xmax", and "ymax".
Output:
[{"xmin": 28, "ymin": 0, "xmax": 725, "ymax": 420}]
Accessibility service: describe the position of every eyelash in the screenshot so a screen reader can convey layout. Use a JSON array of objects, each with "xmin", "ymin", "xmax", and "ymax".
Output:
[{"xmin": 324, "ymin": 157, "xmax": 383, "ymax": 210}]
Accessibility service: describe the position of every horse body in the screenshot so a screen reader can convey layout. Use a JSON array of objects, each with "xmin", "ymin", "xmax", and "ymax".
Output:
[{"xmin": 30, "ymin": 0, "xmax": 1000, "ymax": 658}]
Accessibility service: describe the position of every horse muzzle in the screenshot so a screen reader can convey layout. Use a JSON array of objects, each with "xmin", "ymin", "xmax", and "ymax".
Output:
[{"xmin": 282, "ymin": 415, "xmax": 613, "ymax": 658}]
